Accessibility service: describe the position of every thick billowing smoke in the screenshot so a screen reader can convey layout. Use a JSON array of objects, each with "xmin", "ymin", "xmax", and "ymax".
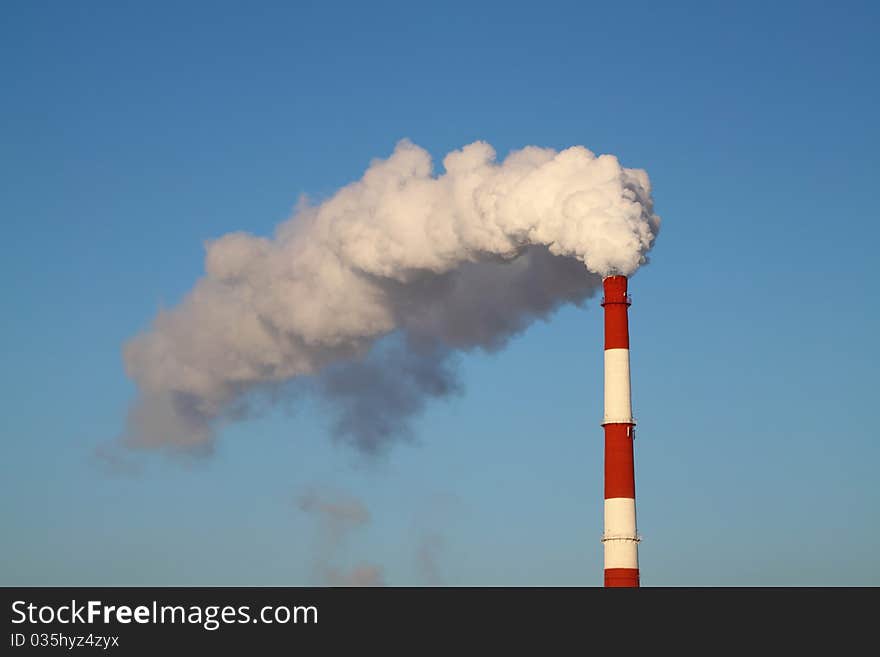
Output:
[
  {"xmin": 123, "ymin": 140, "xmax": 660, "ymax": 453},
  {"xmin": 296, "ymin": 489, "xmax": 384, "ymax": 587}
]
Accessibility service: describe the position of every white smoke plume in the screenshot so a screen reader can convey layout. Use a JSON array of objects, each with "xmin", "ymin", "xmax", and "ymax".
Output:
[{"xmin": 123, "ymin": 140, "xmax": 660, "ymax": 453}]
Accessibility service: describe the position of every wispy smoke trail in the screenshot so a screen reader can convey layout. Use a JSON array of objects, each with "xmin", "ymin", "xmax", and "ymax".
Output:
[
  {"xmin": 325, "ymin": 564, "xmax": 384, "ymax": 587},
  {"xmin": 416, "ymin": 532, "xmax": 446, "ymax": 585},
  {"xmin": 122, "ymin": 140, "xmax": 660, "ymax": 452},
  {"xmin": 296, "ymin": 488, "xmax": 384, "ymax": 587}
]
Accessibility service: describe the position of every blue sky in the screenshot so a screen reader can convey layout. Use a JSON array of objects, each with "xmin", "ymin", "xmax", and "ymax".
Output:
[{"xmin": 2, "ymin": 0, "xmax": 878, "ymax": 585}]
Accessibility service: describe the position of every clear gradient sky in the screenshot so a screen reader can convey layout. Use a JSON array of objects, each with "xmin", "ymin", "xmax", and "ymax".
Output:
[{"xmin": 2, "ymin": 0, "xmax": 878, "ymax": 586}]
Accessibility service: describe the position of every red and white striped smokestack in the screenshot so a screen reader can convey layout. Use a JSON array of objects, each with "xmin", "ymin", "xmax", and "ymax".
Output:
[{"xmin": 601, "ymin": 275, "xmax": 640, "ymax": 587}]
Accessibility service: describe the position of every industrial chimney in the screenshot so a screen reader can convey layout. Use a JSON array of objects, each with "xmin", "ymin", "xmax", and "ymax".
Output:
[{"xmin": 601, "ymin": 275, "xmax": 640, "ymax": 587}]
